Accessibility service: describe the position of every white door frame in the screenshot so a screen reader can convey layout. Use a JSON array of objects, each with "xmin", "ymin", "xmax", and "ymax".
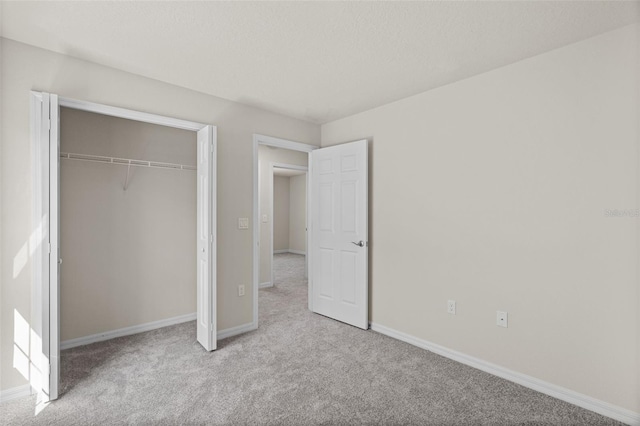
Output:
[
  {"xmin": 270, "ymin": 162, "xmax": 309, "ymax": 286},
  {"xmin": 252, "ymin": 134, "xmax": 318, "ymax": 329},
  {"xmin": 31, "ymin": 92, "xmax": 217, "ymax": 401}
]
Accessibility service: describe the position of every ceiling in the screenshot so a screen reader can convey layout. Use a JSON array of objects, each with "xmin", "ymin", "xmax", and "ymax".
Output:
[{"xmin": 2, "ymin": 1, "xmax": 638, "ymax": 124}]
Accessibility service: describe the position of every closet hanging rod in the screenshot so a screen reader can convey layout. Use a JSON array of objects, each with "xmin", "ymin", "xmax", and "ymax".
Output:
[{"xmin": 60, "ymin": 152, "xmax": 196, "ymax": 171}]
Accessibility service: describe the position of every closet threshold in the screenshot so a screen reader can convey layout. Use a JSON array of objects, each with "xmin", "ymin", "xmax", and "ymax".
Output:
[{"xmin": 60, "ymin": 152, "xmax": 196, "ymax": 171}]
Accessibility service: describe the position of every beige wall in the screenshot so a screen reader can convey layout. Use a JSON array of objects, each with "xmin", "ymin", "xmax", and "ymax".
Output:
[
  {"xmin": 258, "ymin": 146, "xmax": 308, "ymax": 285},
  {"xmin": 0, "ymin": 38, "xmax": 319, "ymax": 392},
  {"xmin": 273, "ymin": 176, "xmax": 290, "ymax": 252},
  {"xmin": 322, "ymin": 24, "xmax": 640, "ymax": 412},
  {"xmin": 288, "ymin": 174, "xmax": 306, "ymax": 254},
  {"xmin": 60, "ymin": 108, "xmax": 196, "ymax": 341}
]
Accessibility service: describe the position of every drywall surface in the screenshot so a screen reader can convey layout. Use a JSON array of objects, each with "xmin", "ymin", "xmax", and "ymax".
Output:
[
  {"xmin": 60, "ymin": 108, "xmax": 196, "ymax": 341},
  {"xmin": 289, "ymin": 174, "xmax": 307, "ymax": 253},
  {"xmin": 0, "ymin": 38, "xmax": 319, "ymax": 392},
  {"xmin": 258, "ymin": 146, "xmax": 308, "ymax": 285},
  {"xmin": 321, "ymin": 25, "xmax": 639, "ymax": 412},
  {"xmin": 273, "ymin": 176, "xmax": 290, "ymax": 252}
]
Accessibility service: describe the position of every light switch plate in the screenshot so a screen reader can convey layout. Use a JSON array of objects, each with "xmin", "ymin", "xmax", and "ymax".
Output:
[
  {"xmin": 497, "ymin": 311, "xmax": 508, "ymax": 328},
  {"xmin": 262, "ymin": 214, "xmax": 268, "ymax": 223},
  {"xmin": 238, "ymin": 217, "xmax": 249, "ymax": 229}
]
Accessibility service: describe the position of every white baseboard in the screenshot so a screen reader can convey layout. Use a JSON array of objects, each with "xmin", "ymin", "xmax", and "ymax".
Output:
[
  {"xmin": 0, "ymin": 384, "xmax": 32, "ymax": 404},
  {"xmin": 259, "ymin": 281, "xmax": 273, "ymax": 288},
  {"xmin": 273, "ymin": 249, "xmax": 306, "ymax": 255},
  {"xmin": 217, "ymin": 322, "xmax": 256, "ymax": 340},
  {"xmin": 62, "ymin": 314, "xmax": 258, "ymax": 351},
  {"xmin": 61, "ymin": 312, "xmax": 197, "ymax": 350},
  {"xmin": 370, "ymin": 322, "xmax": 639, "ymax": 426}
]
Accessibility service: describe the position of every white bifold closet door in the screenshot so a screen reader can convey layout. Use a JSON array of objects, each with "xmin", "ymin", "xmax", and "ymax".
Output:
[
  {"xmin": 196, "ymin": 125, "xmax": 216, "ymax": 352},
  {"xmin": 34, "ymin": 91, "xmax": 217, "ymax": 403}
]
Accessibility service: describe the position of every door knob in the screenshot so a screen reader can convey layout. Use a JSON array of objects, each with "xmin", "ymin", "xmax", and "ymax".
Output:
[{"xmin": 351, "ymin": 241, "xmax": 365, "ymax": 247}]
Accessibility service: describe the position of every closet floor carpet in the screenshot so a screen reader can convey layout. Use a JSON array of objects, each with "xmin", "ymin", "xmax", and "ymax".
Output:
[{"xmin": 2, "ymin": 253, "xmax": 621, "ymax": 425}]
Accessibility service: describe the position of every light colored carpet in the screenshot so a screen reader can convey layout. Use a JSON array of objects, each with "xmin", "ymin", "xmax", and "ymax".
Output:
[{"xmin": 1, "ymin": 253, "xmax": 621, "ymax": 425}]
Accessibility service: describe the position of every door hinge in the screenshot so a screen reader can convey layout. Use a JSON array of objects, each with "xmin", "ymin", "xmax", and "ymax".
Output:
[
  {"xmin": 45, "ymin": 119, "xmax": 51, "ymax": 131},
  {"xmin": 210, "ymin": 234, "xmax": 213, "ymax": 243}
]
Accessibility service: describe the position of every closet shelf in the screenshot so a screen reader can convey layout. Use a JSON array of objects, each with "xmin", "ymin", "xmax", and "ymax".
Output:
[{"xmin": 60, "ymin": 152, "xmax": 196, "ymax": 171}]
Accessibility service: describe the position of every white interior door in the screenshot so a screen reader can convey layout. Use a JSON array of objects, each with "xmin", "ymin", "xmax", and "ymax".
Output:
[
  {"xmin": 196, "ymin": 125, "xmax": 217, "ymax": 351},
  {"xmin": 309, "ymin": 140, "xmax": 368, "ymax": 329}
]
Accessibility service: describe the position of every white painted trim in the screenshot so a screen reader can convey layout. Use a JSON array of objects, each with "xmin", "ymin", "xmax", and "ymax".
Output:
[
  {"xmin": 273, "ymin": 249, "xmax": 306, "ymax": 255},
  {"xmin": 252, "ymin": 134, "xmax": 318, "ymax": 331},
  {"xmin": 272, "ymin": 163, "xmax": 309, "ymax": 172},
  {"xmin": 217, "ymin": 322, "xmax": 257, "ymax": 340},
  {"xmin": 0, "ymin": 384, "xmax": 33, "ymax": 404},
  {"xmin": 370, "ymin": 322, "xmax": 640, "ymax": 426},
  {"xmin": 259, "ymin": 282, "xmax": 273, "ymax": 288},
  {"xmin": 61, "ymin": 313, "xmax": 198, "ymax": 350},
  {"xmin": 59, "ymin": 97, "xmax": 206, "ymax": 131},
  {"xmin": 60, "ymin": 315, "xmax": 257, "ymax": 351},
  {"xmin": 254, "ymin": 134, "xmax": 317, "ymax": 152}
]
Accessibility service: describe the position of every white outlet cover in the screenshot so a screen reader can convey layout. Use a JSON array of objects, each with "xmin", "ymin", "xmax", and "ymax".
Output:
[
  {"xmin": 447, "ymin": 300, "xmax": 456, "ymax": 315},
  {"xmin": 238, "ymin": 217, "xmax": 249, "ymax": 229}
]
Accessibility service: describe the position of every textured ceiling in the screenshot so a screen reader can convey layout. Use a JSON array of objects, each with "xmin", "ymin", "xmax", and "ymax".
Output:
[{"xmin": 2, "ymin": 1, "xmax": 638, "ymax": 124}]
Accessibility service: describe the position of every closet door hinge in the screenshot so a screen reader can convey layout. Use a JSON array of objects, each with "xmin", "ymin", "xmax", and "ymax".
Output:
[
  {"xmin": 48, "ymin": 243, "xmax": 51, "ymax": 255},
  {"xmin": 45, "ymin": 119, "xmax": 51, "ymax": 131}
]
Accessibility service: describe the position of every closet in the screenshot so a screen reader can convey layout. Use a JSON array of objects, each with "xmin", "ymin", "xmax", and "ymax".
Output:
[{"xmin": 59, "ymin": 107, "xmax": 197, "ymax": 346}]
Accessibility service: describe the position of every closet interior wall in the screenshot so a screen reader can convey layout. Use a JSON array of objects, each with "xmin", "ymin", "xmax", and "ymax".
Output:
[{"xmin": 60, "ymin": 107, "xmax": 197, "ymax": 342}]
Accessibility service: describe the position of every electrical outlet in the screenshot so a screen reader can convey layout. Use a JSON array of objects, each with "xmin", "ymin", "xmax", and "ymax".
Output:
[
  {"xmin": 238, "ymin": 285, "xmax": 245, "ymax": 297},
  {"xmin": 447, "ymin": 300, "xmax": 456, "ymax": 315},
  {"xmin": 238, "ymin": 218, "xmax": 249, "ymax": 229},
  {"xmin": 496, "ymin": 311, "xmax": 508, "ymax": 328}
]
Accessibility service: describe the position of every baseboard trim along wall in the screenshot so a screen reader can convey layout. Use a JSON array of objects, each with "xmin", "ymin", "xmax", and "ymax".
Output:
[
  {"xmin": 216, "ymin": 322, "xmax": 257, "ymax": 340},
  {"xmin": 273, "ymin": 249, "xmax": 306, "ymax": 255},
  {"xmin": 0, "ymin": 384, "xmax": 32, "ymax": 404},
  {"xmin": 369, "ymin": 322, "xmax": 639, "ymax": 426},
  {"xmin": 61, "ymin": 314, "xmax": 257, "ymax": 350},
  {"xmin": 259, "ymin": 281, "xmax": 273, "ymax": 288},
  {"xmin": 61, "ymin": 312, "xmax": 198, "ymax": 350}
]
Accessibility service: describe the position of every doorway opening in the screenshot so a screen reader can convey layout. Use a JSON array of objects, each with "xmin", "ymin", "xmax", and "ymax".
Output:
[
  {"xmin": 252, "ymin": 135, "xmax": 317, "ymax": 329},
  {"xmin": 264, "ymin": 163, "xmax": 308, "ymax": 288}
]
